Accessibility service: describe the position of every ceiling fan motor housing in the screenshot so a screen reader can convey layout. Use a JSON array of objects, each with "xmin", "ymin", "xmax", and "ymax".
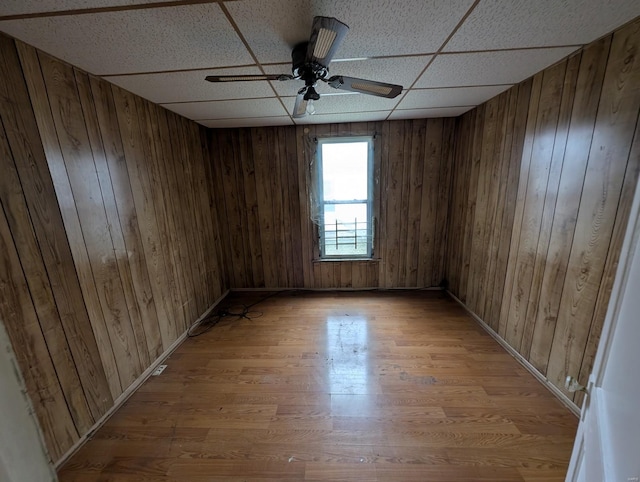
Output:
[{"xmin": 292, "ymin": 42, "xmax": 328, "ymax": 86}]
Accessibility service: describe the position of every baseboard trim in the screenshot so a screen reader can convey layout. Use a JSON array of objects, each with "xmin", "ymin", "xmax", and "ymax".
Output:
[
  {"xmin": 230, "ymin": 286, "xmax": 445, "ymax": 292},
  {"xmin": 446, "ymin": 290, "xmax": 580, "ymax": 417},
  {"xmin": 54, "ymin": 289, "xmax": 230, "ymax": 470}
]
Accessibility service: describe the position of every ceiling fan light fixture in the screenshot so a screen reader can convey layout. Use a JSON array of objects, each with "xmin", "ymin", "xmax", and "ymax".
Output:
[
  {"xmin": 303, "ymin": 85, "xmax": 321, "ymax": 101},
  {"xmin": 306, "ymin": 99, "xmax": 316, "ymax": 115},
  {"xmin": 205, "ymin": 16, "xmax": 403, "ymax": 119},
  {"xmin": 313, "ymin": 28, "xmax": 337, "ymax": 60}
]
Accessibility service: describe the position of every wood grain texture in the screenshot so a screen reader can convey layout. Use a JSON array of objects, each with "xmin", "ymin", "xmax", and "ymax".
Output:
[
  {"xmin": 89, "ymin": 75, "xmax": 164, "ymax": 364},
  {"xmin": 446, "ymin": 19, "xmax": 640, "ymax": 401},
  {"xmin": 58, "ymin": 291, "xmax": 577, "ymax": 482},
  {"xmin": 0, "ymin": 184, "xmax": 79, "ymax": 460},
  {"xmin": 546, "ymin": 19, "xmax": 640, "ymax": 395},
  {"xmin": 0, "ymin": 94, "xmax": 94, "ymax": 436},
  {"xmin": 210, "ymin": 119, "xmax": 454, "ymax": 289},
  {"xmin": 526, "ymin": 37, "xmax": 611, "ymax": 374},
  {"xmin": 0, "ymin": 33, "xmax": 226, "ymax": 463},
  {"xmin": 3, "ymin": 15, "xmax": 639, "ymax": 473},
  {"xmin": 40, "ymin": 51, "xmax": 144, "ymax": 389},
  {"xmin": 1, "ymin": 35, "xmax": 113, "ymax": 454},
  {"xmin": 503, "ymin": 60, "xmax": 566, "ymax": 351},
  {"xmin": 17, "ymin": 41, "xmax": 123, "ymax": 399}
]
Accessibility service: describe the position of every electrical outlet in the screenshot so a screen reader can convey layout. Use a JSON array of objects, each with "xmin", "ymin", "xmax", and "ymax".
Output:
[{"xmin": 152, "ymin": 364, "xmax": 167, "ymax": 376}]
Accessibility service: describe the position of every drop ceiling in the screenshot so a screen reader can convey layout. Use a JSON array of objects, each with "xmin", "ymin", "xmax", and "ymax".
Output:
[{"xmin": 1, "ymin": 0, "xmax": 639, "ymax": 128}]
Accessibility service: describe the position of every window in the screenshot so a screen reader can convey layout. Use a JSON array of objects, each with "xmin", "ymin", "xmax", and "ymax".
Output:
[{"xmin": 317, "ymin": 137, "xmax": 373, "ymax": 259}]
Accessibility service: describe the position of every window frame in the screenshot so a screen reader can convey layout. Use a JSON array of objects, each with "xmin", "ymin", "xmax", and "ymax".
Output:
[{"xmin": 317, "ymin": 136, "xmax": 374, "ymax": 260}]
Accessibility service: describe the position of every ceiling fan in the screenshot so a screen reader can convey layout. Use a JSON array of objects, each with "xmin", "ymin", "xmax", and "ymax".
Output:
[{"xmin": 205, "ymin": 16, "xmax": 403, "ymax": 118}]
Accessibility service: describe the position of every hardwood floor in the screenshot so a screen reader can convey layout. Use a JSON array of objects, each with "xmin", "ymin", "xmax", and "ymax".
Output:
[{"xmin": 58, "ymin": 291, "xmax": 578, "ymax": 481}]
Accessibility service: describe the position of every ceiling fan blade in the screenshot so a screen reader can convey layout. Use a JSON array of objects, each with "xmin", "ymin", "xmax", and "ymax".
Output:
[
  {"xmin": 326, "ymin": 75, "xmax": 403, "ymax": 98},
  {"xmin": 305, "ymin": 16, "xmax": 349, "ymax": 67},
  {"xmin": 205, "ymin": 74, "xmax": 293, "ymax": 82},
  {"xmin": 292, "ymin": 91, "xmax": 309, "ymax": 118}
]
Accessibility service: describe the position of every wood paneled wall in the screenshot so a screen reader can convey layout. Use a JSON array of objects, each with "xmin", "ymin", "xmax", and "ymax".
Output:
[
  {"xmin": 209, "ymin": 119, "xmax": 455, "ymax": 289},
  {"xmin": 0, "ymin": 34, "xmax": 226, "ymax": 462},
  {"xmin": 446, "ymin": 19, "xmax": 640, "ymax": 404}
]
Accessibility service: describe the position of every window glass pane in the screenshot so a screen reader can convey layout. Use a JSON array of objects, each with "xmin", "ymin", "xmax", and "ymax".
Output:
[
  {"xmin": 321, "ymin": 142, "xmax": 368, "ymax": 201},
  {"xmin": 323, "ymin": 203, "xmax": 368, "ymax": 257}
]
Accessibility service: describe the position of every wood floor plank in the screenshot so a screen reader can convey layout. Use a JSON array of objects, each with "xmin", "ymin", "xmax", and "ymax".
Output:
[{"xmin": 58, "ymin": 291, "xmax": 577, "ymax": 481}]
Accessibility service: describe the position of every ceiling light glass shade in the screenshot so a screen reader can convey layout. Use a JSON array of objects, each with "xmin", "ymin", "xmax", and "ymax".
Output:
[{"xmin": 306, "ymin": 100, "xmax": 316, "ymax": 115}]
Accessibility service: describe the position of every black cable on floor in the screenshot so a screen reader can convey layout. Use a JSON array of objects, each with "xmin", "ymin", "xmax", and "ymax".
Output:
[{"xmin": 186, "ymin": 290, "xmax": 294, "ymax": 338}]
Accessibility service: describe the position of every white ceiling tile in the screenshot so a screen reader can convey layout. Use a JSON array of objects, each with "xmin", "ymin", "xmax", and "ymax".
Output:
[
  {"xmin": 445, "ymin": 0, "xmax": 640, "ymax": 51},
  {"xmin": 106, "ymin": 67, "xmax": 276, "ymax": 104},
  {"xmin": 282, "ymin": 92, "xmax": 400, "ymax": 116},
  {"xmin": 0, "ymin": 3, "xmax": 253, "ymax": 75},
  {"xmin": 264, "ymin": 56, "xmax": 431, "ymax": 97},
  {"xmin": 0, "ymin": 1, "xmax": 176, "ymax": 16},
  {"xmin": 1, "ymin": 0, "xmax": 638, "ymax": 129},
  {"xmin": 294, "ymin": 111, "xmax": 390, "ymax": 125},
  {"xmin": 200, "ymin": 117, "xmax": 293, "ymax": 129},
  {"xmin": 162, "ymin": 98, "xmax": 287, "ymax": 121},
  {"xmin": 416, "ymin": 47, "xmax": 578, "ymax": 88},
  {"xmin": 397, "ymin": 85, "xmax": 512, "ymax": 109},
  {"xmin": 226, "ymin": 0, "xmax": 475, "ymax": 63},
  {"xmin": 389, "ymin": 106, "xmax": 474, "ymax": 119}
]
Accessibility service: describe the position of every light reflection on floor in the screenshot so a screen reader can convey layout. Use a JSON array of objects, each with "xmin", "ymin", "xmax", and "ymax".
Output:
[{"xmin": 326, "ymin": 316, "xmax": 369, "ymax": 395}]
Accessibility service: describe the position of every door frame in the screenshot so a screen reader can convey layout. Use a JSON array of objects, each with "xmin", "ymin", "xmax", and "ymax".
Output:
[
  {"xmin": 566, "ymin": 172, "xmax": 640, "ymax": 481},
  {"xmin": 0, "ymin": 321, "xmax": 56, "ymax": 481}
]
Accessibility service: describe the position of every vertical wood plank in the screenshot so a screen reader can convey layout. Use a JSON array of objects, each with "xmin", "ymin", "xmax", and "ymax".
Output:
[
  {"xmin": 219, "ymin": 129, "xmax": 249, "ymax": 287},
  {"xmin": 112, "ymin": 85, "xmax": 175, "ymax": 351},
  {"xmin": 466, "ymin": 97, "xmax": 499, "ymax": 315},
  {"xmin": 88, "ymin": 75, "xmax": 163, "ymax": 363},
  {"xmin": 481, "ymin": 90, "xmax": 514, "ymax": 327},
  {"xmin": 148, "ymin": 107, "xmax": 188, "ymax": 325},
  {"xmin": 297, "ymin": 126, "xmax": 314, "ymax": 288},
  {"xmin": 252, "ymin": 127, "xmax": 278, "ymax": 287},
  {"xmin": 285, "ymin": 127, "xmax": 304, "ymax": 287},
  {"xmin": 547, "ymin": 21, "xmax": 640, "ymax": 393},
  {"xmin": 487, "ymin": 80, "xmax": 532, "ymax": 329},
  {"xmin": 209, "ymin": 130, "xmax": 233, "ymax": 287},
  {"xmin": 527, "ymin": 37, "xmax": 612, "ymax": 373},
  {"xmin": 0, "ymin": 108, "xmax": 94, "ymax": 435},
  {"xmin": 433, "ymin": 117, "xmax": 456, "ymax": 287},
  {"xmin": 39, "ymin": 52, "xmax": 143, "ymax": 388},
  {"xmin": 155, "ymin": 108, "xmax": 194, "ymax": 327},
  {"xmin": 520, "ymin": 53, "xmax": 580, "ymax": 359},
  {"xmin": 0, "ymin": 205, "xmax": 78, "ymax": 460},
  {"xmin": 459, "ymin": 105, "xmax": 485, "ymax": 303},
  {"xmin": 14, "ymin": 41, "xmax": 120, "ymax": 402},
  {"xmin": 3, "ymin": 33, "xmax": 226, "ymax": 463},
  {"xmin": 497, "ymin": 73, "xmax": 543, "ymax": 338},
  {"xmin": 405, "ymin": 120, "xmax": 425, "ymax": 287},
  {"xmin": 575, "ymin": 109, "xmax": 640, "ymax": 405},
  {"xmin": 383, "ymin": 121, "xmax": 405, "ymax": 287},
  {"xmin": 417, "ymin": 119, "xmax": 443, "ymax": 287},
  {"xmin": 75, "ymin": 69, "xmax": 152, "ymax": 370},
  {"xmin": 238, "ymin": 129, "xmax": 265, "ymax": 287},
  {"xmin": 503, "ymin": 61, "xmax": 567, "ymax": 350}
]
